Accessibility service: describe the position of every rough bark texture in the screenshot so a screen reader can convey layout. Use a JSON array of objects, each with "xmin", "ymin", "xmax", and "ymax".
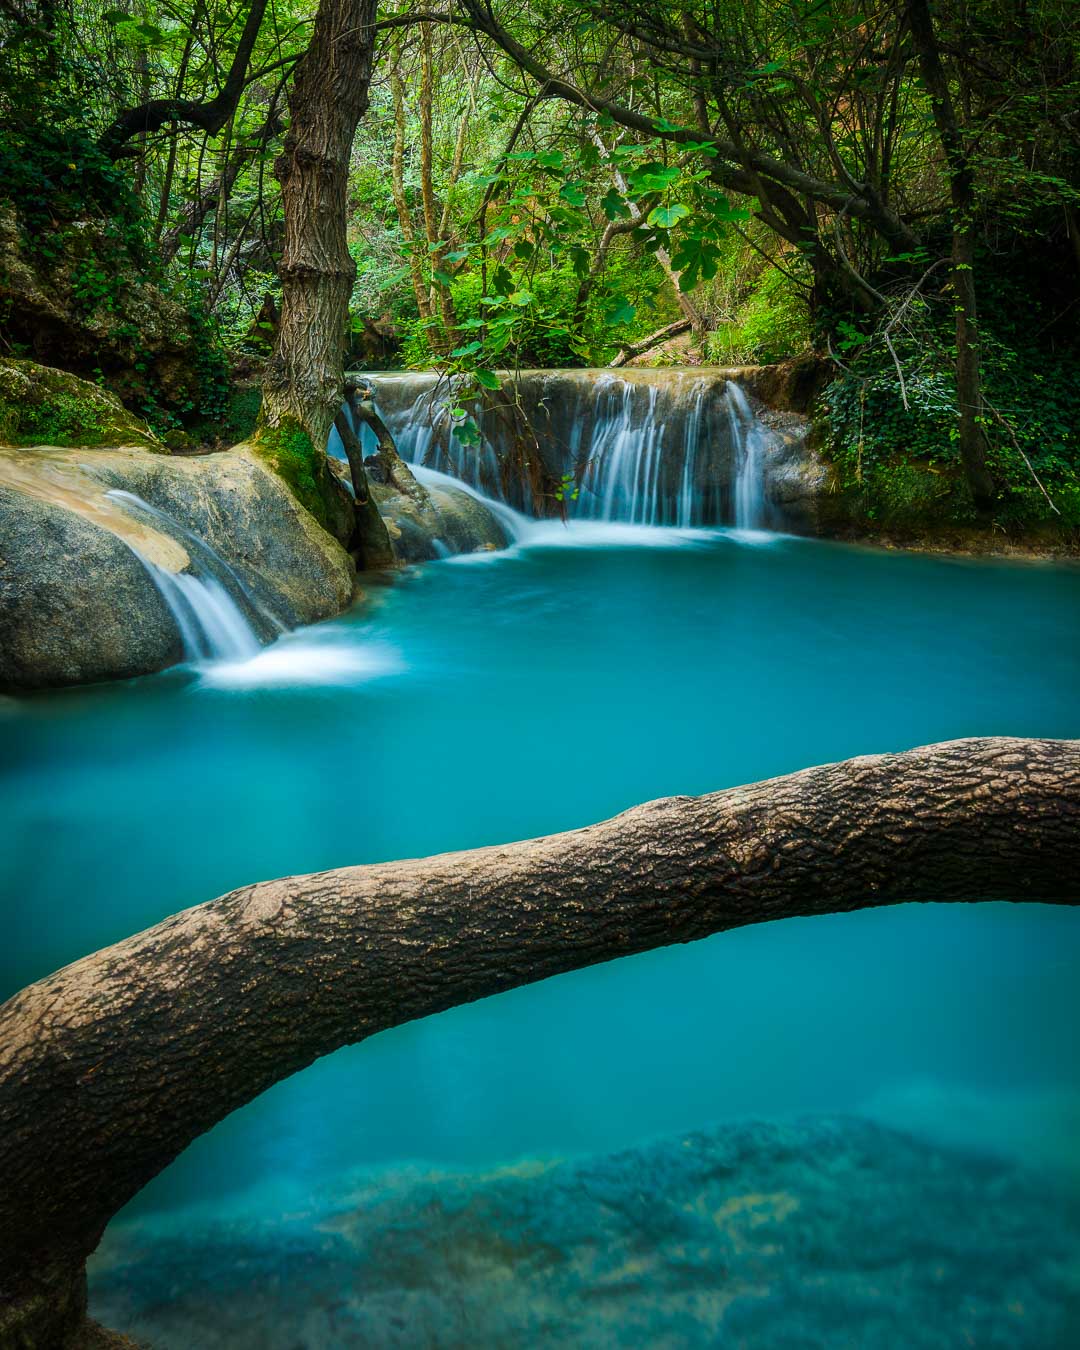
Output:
[
  {"xmin": 331, "ymin": 408, "xmax": 397, "ymax": 569},
  {"xmin": 1, "ymin": 737, "xmax": 1078, "ymax": 1345},
  {"xmin": 260, "ymin": 0, "xmax": 377, "ymax": 454}
]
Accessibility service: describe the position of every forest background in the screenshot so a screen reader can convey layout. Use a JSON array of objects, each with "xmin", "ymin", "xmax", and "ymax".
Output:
[{"xmin": 1, "ymin": 0, "xmax": 1078, "ymax": 533}]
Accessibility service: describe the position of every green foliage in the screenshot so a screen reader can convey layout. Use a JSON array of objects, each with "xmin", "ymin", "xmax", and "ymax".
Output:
[
  {"xmin": 253, "ymin": 420, "xmax": 332, "ymax": 527},
  {"xmin": 820, "ymin": 253, "xmax": 1080, "ymax": 530},
  {"xmin": 705, "ymin": 264, "xmax": 811, "ymax": 366},
  {"xmin": 184, "ymin": 284, "xmax": 231, "ymax": 422}
]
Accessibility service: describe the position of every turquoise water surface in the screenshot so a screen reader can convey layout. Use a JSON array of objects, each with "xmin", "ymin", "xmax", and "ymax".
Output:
[{"xmin": 2, "ymin": 525, "xmax": 1079, "ymax": 1344}]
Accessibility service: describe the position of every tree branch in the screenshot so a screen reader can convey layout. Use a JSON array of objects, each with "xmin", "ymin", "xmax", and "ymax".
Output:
[
  {"xmin": 98, "ymin": 0, "xmax": 272, "ymax": 156},
  {"xmin": 1, "ymin": 737, "xmax": 1077, "ymax": 1344}
]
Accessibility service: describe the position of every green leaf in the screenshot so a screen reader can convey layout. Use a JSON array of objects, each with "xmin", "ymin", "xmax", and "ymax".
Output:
[
  {"xmin": 627, "ymin": 162, "xmax": 680, "ymax": 194},
  {"xmin": 474, "ymin": 369, "xmax": 502, "ymax": 390},
  {"xmin": 647, "ymin": 202, "xmax": 691, "ymax": 229},
  {"xmin": 559, "ymin": 181, "xmax": 587, "ymax": 208},
  {"xmin": 508, "ymin": 290, "xmax": 534, "ymax": 306},
  {"xmin": 604, "ymin": 295, "xmax": 637, "ymax": 325},
  {"xmin": 431, "ymin": 269, "xmax": 455, "ymax": 286},
  {"xmin": 450, "ymin": 341, "xmax": 483, "ymax": 357},
  {"xmin": 601, "ymin": 188, "xmax": 630, "ymax": 221},
  {"xmin": 456, "ymin": 417, "xmax": 481, "ymax": 446}
]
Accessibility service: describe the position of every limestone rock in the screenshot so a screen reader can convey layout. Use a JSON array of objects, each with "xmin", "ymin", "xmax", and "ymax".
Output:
[
  {"xmin": 0, "ymin": 445, "xmax": 356, "ymax": 690},
  {"xmin": 0, "ymin": 485, "xmax": 181, "ymax": 688},
  {"xmin": 373, "ymin": 479, "xmax": 508, "ymax": 563}
]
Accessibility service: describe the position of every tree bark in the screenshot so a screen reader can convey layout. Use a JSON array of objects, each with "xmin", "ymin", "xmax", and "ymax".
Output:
[
  {"xmin": 1, "ymin": 736, "xmax": 1077, "ymax": 1345},
  {"xmin": 259, "ymin": 0, "xmax": 377, "ymax": 457},
  {"xmin": 907, "ymin": 0, "xmax": 996, "ymax": 513},
  {"xmin": 331, "ymin": 409, "xmax": 396, "ymax": 569}
]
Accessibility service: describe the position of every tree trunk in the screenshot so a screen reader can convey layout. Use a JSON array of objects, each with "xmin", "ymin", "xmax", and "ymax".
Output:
[
  {"xmin": 347, "ymin": 391, "xmax": 433, "ymax": 511},
  {"xmin": 907, "ymin": 0, "xmax": 996, "ymax": 512},
  {"xmin": 259, "ymin": 0, "xmax": 377, "ymax": 457},
  {"xmin": 1, "ymin": 737, "xmax": 1077, "ymax": 1346},
  {"xmin": 418, "ymin": 23, "xmax": 458, "ymax": 351}
]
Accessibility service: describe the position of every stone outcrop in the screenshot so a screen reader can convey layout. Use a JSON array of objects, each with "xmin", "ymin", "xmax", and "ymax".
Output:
[
  {"xmin": 0, "ymin": 443, "xmax": 356, "ymax": 690},
  {"xmin": 0, "ymin": 358, "xmax": 163, "ymax": 450},
  {"xmin": 0, "ymin": 206, "xmax": 212, "ymax": 420},
  {"xmin": 371, "ymin": 478, "xmax": 508, "ymax": 562}
]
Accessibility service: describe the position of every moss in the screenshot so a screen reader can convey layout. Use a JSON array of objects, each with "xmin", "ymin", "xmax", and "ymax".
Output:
[
  {"xmin": 250, "ymin": 417, "xmax": 353, "ymax": 546},
  {"xmin": 0, "ymin": 358, "xmax": 161, "ymax": 449}
]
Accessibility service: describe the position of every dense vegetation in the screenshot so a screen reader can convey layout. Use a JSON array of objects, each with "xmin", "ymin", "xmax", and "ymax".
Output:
[{"xmin": 0, "ymin": 0, "xmax": 1078, "ymax": 535}]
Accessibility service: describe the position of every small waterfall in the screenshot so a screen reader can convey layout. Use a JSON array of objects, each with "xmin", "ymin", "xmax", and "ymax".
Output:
[
  {"xmin": 577, "ymin": 375, "xmax": 714, "ymax": 527},
  {"xmin": 728, "ymin": 383, "xmax": 769, "ymax": 530},
  {"xmin": 342, "ymin": 369, "xmax": 781, "ymax": 530},
  {"xmin": 107, "ymin": 490, "xmax": 271, "ymax": 663},
  {"xmin": 410, "ymin": 463, "xmax": 532, "ymax": 545}
]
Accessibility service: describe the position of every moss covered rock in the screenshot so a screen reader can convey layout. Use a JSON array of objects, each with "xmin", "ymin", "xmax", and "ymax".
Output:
[
  {"xmin": 251, "ymin": 422, "xmax": 355, "ymax": 547},
  {"xmin": 0, "ymin": 358, "xmax": 161, "ymax": 449}
]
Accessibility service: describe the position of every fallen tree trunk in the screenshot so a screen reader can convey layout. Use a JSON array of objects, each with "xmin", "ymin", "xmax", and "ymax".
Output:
[
  {"xmin": 1, "ymin": 736, "xmax": 1078, "ymax": 1346},
  {"xmin": 610, "ymin": 318, "xmax": 693, "ymax": 367}
]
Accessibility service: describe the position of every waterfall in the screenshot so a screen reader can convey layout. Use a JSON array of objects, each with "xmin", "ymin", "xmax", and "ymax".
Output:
[
  {"xmin": 576, "ymin": 375, "xmax": 713, "ymax": 527},
  {"xmin": 728, "ymin": 383, "xmax": 769, "ymax": 531},
  {"xmin": 342, "ymin": 369, "xmax": 779, "ymax": 530},
  {"xmin": 107, "ymin": 490, "xmax": 272, "ymax": 663}
]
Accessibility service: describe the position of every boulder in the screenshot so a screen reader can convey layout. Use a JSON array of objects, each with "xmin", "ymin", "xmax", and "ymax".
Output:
[
  {"xmin": 0, "ymin": 485, "xmax": 182, "ymax": 688},
  {"xmin": 0, "ymin": 357, "xmax": 163, "ymax": 450},
  {"xmin": 373, "ymin": 479, "xmax": 509, "ymax": 563},
  {"xmin": 0, "ymin": 444, "xmax": 356, "ymax": 690}
]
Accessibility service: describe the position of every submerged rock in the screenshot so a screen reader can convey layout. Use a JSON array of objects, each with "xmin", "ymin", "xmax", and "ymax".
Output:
[
  {"xmin": 0, "ymin": 444, "xmax": 355, "ymax": 690},
  {"xmin": 89, "ymin": 1115, "xmax": 1080, "ymax": 1348}
]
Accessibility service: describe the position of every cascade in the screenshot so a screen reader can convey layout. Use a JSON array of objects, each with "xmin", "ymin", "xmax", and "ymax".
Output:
[
  {"xmin": 107, "ymin": 490, "xmax": 273, "ymax": 662},
  {"xmin": 345, "ymin": 370, "xmax": 778, "ymax": 529},
  {"xmin": 728, "ymin": 382, "xmax": 770, "ymax": 530}
]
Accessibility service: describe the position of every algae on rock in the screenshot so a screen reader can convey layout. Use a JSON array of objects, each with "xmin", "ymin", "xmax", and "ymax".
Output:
[{"xmin": 0, "ymin": 358, "xmax": 162, "ymax": 450}]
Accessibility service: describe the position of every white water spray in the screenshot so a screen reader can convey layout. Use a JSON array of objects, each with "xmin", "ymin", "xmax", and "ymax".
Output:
[
  {"xmin": 728, "ymin": 382, "xmax": 770, "ymax": 531},
  {"xmin": 354, "ymin": 371, "xmax": 777, "ymax": 531}
]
